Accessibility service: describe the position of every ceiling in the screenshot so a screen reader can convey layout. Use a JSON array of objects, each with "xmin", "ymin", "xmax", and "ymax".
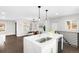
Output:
[{"xmin": 0, "ymin": 6, "xmax": 79, "ymax": 20}]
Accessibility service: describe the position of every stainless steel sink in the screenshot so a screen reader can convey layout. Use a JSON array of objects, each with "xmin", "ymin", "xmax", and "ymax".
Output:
[{"xmin": 36, "ymin": 37, "xmax": 52, "ymax": 43}]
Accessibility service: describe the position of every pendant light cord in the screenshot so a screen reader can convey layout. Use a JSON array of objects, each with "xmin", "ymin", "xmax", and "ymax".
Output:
[
  {"xmin": 39, "ymin": 8, "xmax": 40, "ymax": 19},
  {"xmin": 46, "ymin": 10, "xmax": 48, "ymax": 20},
  {"xmin": 38, "ymin": 6, "xmax": 41, "ymax": 20}
]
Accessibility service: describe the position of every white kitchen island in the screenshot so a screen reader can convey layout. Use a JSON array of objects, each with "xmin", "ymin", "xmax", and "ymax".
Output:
[{"xmin": 23, "ymin": 33, "xmax": 63, "ymax": 53}]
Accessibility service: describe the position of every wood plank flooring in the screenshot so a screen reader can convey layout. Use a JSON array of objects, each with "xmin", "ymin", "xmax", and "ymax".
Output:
[
  {"xmin": 63, "ymin": 43, "xmax": 79, "ymax": 53},
  {"xmin": 0, "ymin": 35, "xmax": 23, "ymax": 53}
]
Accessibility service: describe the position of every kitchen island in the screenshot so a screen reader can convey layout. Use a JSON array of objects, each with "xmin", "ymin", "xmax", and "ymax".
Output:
[{"xmin": 23, "ymin": 33, "xmax": 63, "ymax": 53}]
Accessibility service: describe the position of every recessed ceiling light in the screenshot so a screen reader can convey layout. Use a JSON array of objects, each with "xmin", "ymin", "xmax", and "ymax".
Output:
[
  {"xmin": 56, "ymin": 13, "xmax": 59, "ymax": 15},
  {"xmin": 1, "ymin": 11, "xmax": 5, "ymax": 15}
]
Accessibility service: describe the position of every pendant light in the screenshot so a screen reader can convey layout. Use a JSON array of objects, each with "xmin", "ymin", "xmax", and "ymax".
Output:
[
  {"xmin": 44, "ymin": 9, "xmax": 48, "ymax": 32},
  {"xmin": 38, "ymin": 6, "xmax": 41, "ymax": 21},
  {"xmin": 45, "ymin": 9, "xmax": 48, "ymax": 20}
]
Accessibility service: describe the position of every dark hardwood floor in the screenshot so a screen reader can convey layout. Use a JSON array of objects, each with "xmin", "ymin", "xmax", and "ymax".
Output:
[
  {"xmin": 0, "ymin": 35, "xmax": 23, "ymax": 53},
  {"xmin": 0, "ymin": 35, "xmax": 79, "ymax": 53},
  {"xmin": 63, "ymin": 43, "xmax": 79, "ymax": 53}
]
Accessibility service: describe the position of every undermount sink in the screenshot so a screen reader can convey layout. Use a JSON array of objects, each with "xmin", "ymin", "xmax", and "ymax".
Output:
[{"xmin": 36, "ymin": 37, "xmax": 52, "ymax": 43}]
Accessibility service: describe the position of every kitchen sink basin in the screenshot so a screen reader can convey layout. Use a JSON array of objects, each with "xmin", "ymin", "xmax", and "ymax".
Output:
[{"xmin": 36, "ymin": 37, "xmax": 52, "ymax": 43}]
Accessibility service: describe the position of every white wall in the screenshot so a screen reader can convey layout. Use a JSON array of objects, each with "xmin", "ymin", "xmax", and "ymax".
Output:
[
  {"xmin": 0, "ymin": 20, "xmax": 15, "ymax": 35},
  {"xmin": 16, "ymin": 20, "xmax": 23, "ymax": 36},
  {"xmin": 50, "ymin": 15, "xmax": 79, "ymax": 32}
]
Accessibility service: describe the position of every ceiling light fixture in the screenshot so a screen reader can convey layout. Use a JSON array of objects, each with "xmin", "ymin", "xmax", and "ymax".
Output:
[
  {"xmin": 45, "ymin": 9, "xmax": 48, "ymax": 20},
  {"xmin": 1, "ymin": 11, "xmax": 6, "ymax": 15},
  {"xmin": 56, "ymin": 13, "xmax": 59, "ymax": 15},
  {"xmin": 38, "ymin": 6, "xmax": 41, "ymax": 21}
]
